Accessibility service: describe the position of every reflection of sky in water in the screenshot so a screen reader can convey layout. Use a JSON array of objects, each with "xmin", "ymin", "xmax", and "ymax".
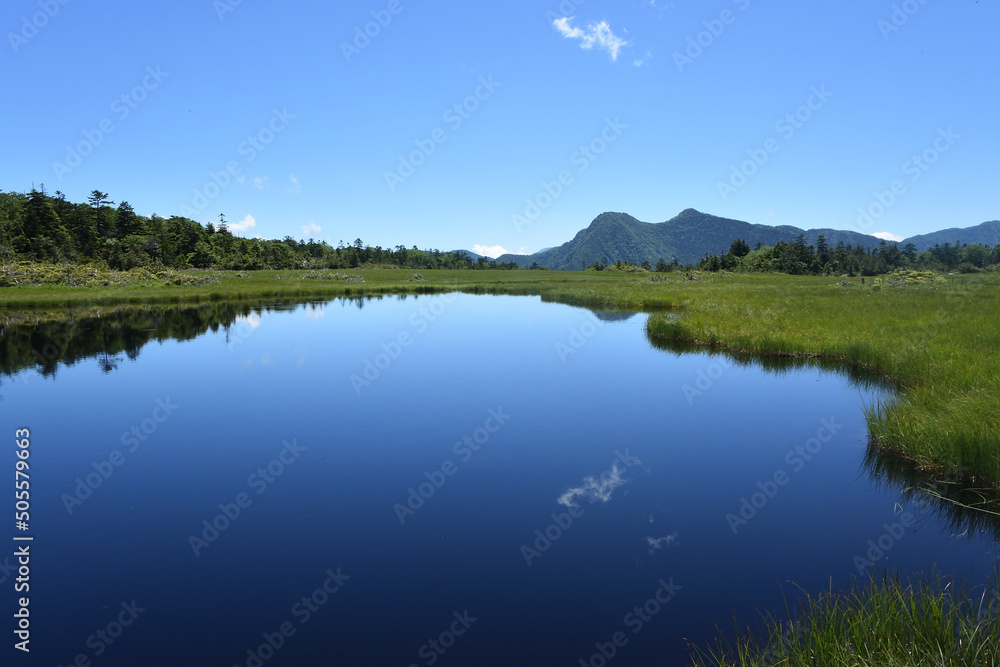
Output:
[{"xmin": 1, "ymin": 293, "xmax": 996, "ymax": 666}]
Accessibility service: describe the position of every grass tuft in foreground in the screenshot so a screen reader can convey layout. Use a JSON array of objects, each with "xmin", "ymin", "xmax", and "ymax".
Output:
[{"xmin": 690, "ymin": 572, "xmax": 1000, "ymax": 667}]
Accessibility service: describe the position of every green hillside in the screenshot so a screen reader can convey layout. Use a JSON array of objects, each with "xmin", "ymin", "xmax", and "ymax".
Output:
[
  {"xmin": 903, "ymin": 220, "xmax": 1000, "ymax": 250},
  {"xmin": 498, "ymin": 209, "xmax": 886, "ymax": 269}
]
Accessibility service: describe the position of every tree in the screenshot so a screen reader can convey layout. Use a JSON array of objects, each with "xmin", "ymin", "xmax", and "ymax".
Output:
[
  {"xmin": 655, "ymin": 257, "xmax": 669, "ymax": 272},
  {"xmin": 116, "ymin": 201, "xmax": 145, "ymax": 238},
  {"xmin": 816, "ymin": 235, "xmax": 829, "ymax": 264},
  {"xmin": 23, "ymin": 188, "xmax": 71, "ymax": 260},
  {"xmin": 88, "ymin": 190, "xmax": 115, "ymax": 239},
  {"xmin": 728, "ymin": 238, "xmax": 750, "ymax": 258}
]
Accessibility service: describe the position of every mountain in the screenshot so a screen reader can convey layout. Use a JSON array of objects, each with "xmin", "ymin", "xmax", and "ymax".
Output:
[
  {"xmin": 496, "ymin": 209, "xmax": 886, "ymax": 269},
  {"xmin": 450, "ymin": 249, "xmax": 484, "ymax": 260},
  {"xmin": 903, "ymin": 221, "xmax": 1000, "ymax": 251}
]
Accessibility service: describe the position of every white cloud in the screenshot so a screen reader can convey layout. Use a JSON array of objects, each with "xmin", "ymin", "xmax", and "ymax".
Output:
[
  {"xmin": 553, "ymin": 17, "xmax": 628, "ymax": 61},
  {"xmin": 558, "ymin": 463, "xmax": 628, "ymax": 508},
  {"xmin": 633, "ymin": 50, "xmax": 653, "ymax": 67},
  {"xmin": 302, "ymin": 221, "xmax": 322, "ymax": 238},
  {"xmin": 646, "ymin": 533, "xmax": 678, "ymax": 554},
  {"xmin": 234, "ymin": 313, "xmax": 262, "ymax": 329},
  {"xmin": 252, "ymin": 177, "xmax": 268, "ymax": 190},
  {"xmin": 472, "ymin": 244, "xmax": 526, "ymax": 258},
  {"xmin": 873, "ymin": 231, "xmax": 905, "ymax": 242},
  {"xmin": 287, "ymin": 174, "xmax": 302, "ymax": 195},
  {"xmin": 229, "ymin": 214, "xmax": 257, "ymax": 235}
]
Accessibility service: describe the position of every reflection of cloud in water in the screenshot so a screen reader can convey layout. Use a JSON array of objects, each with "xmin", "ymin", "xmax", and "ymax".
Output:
[
  {"xmin": 235, "ymin": 314, "xmax": 262, "ymax": 329},
  {"xmin": 647, "ymin": 533, "xmax": 678, "ymax": 554},
  {"xmin": 558, "ymin": 463, "xmax": 628, "ymax": 508}
]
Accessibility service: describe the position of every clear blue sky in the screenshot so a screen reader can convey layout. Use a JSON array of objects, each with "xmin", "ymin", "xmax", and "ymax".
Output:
[{"xmin": 3, "ymin": 0, "xmax": 997, "ymax": 256}]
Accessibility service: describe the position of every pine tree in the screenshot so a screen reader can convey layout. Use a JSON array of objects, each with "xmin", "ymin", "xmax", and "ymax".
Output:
[{"xmin": 23, "ymin": 188, "xmax": 71, "ymax": 260}]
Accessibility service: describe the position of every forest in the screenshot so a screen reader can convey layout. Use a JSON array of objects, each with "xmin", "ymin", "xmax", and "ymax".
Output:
[
  {"xmin": 694, "ymin": 235, "xmax": 1000, "ymax": 276},
  {"xmin": 0, "ymin": 188, "xmax": 518, "ymax": 271}
]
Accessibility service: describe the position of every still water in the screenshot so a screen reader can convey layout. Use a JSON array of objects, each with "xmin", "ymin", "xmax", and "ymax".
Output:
[{"xmin": 2, "ymin": 294, "xmax": 997, "ymax": 666}]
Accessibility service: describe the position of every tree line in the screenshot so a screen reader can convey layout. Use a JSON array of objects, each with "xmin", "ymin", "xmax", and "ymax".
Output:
[
  {"xmin": 0, "ymin": 187, "xmax": 518, "ymax": 271},
  {"xmin": 695, "ymin": 235, "xmax": 1000, "ymax": 276}
]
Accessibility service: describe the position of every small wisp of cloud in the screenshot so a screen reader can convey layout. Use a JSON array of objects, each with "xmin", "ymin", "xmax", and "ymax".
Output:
[
  {"xmin": 558, "ymin": 460, "xmax": 631, "ymax": 508},
  {"xmin": 472, "ymin": 244, "xmax": 526, "ymax": 259},
  {"xmin": 229, "ymin": 214, "xmax": 257, "ymax": 236},
  {"xmin": 873, "ymin": 232, "xmax": 905, "ymax": 242},
  {"xmin": 646, "ymin": 533, "xmax": 678, "ymax": 554},
  {"xmin": 553, "ymin": 17, "xmax": 628, "ymax": 61}
]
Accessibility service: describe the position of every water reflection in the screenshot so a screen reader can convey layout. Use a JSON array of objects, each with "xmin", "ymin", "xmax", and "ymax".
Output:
[
  {"xmin": 6, "ymin": 295, "xmax": 998, "ymax": 547},
  {"xmin": 644, "ymin": 332, "xmax": 896, "ymax": 394},
  {"xmin": 862, "ymin": 443, "xmax": 1000, "ymax": 541},
  {"xmin": 0, "ymin": 296, "xmax": 394, "ymax": 382}
]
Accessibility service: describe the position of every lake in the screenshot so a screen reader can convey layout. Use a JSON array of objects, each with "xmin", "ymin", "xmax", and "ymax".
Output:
[{"xmin": 3, "ymin": 294, "xmax": 998, "ymax": 666}]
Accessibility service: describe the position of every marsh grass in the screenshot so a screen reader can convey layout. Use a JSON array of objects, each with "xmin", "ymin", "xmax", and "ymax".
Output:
[
  {"xmin": 3, "ymin": 268, "xmax": 998, "ymax": 492},
  {"xmin": 689, "ymin": 572, "xmax": 1000, "ymax": 667},
  {"xmin": 642, "ymin": 273, "xmax": 1000, "ymax": 489}
]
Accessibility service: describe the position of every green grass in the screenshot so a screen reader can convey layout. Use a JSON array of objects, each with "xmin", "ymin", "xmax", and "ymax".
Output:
[
  {"xmin": 641, "ymin": 272, "xmax": 1000, "ymax": 488},
  {"xmin": 4, "ymin": 265, "xmax": 1000, "ymax": 664},
  {"xmin": 690, "ymin": 573, "xmax": 1000, "ymax": 667},
  {"xmin": 3, "ymin": 266, "xmax": 998, "ymax": 493}
]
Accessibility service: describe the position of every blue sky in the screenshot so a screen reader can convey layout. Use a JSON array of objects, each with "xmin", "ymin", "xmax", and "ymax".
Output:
[{"xmin": 3, "ymin": 0, "xmax": 997, "ymax": 256}]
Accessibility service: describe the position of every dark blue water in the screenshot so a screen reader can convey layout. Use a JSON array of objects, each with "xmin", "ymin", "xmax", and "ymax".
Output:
[{"xmin": 2, "ymin": 294, "xmax": 997, "ymax": 666}]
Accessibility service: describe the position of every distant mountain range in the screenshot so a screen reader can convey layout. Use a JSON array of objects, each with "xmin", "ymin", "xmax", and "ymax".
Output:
[
  {"xmin": 495, "ymin": 209, "xmax": 1000, "ymax": 269},
  {"xmin": 902, "ymin": 221, "xmax": 1000, "ymax": 251}
]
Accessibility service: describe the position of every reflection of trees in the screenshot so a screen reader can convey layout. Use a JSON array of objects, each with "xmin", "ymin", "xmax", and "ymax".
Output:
[
  {"xmin": 643, "ymin": 331, "xmax": 896, "ymax": 394},
  {"xmin": 862, "ymin": 443, "xmax": 1000, "ymax": 542},
  {"xmin": 0, "ymin": 296, "xmax": 383, "ymax": 384},
  {"xmin": 588, "ymin": 309, "xmax": 641, "ymax": 323},
  {"xmin": 644, "ymin": 330, "xmax": 1000, "ymax": 540}
]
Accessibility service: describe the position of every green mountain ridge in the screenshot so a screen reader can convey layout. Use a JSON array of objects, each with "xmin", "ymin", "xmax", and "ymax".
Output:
[
  {"xmin": 498, "ymin": 210, "xmax": 1000, "ymax": 269},
  {"xmin": 903, "ymin": 221, "xmax": 1000, "ymax": 251}
]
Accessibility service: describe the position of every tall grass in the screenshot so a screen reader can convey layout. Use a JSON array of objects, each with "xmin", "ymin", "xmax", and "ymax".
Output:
[
  {"xmin": 689, "ymin": 572, "xmax": 1000, "ymax": 666},
  {"xmin": 4, "ymin": 267, "xmax": 999, "ymax": 489},
  {"xmin": 643, "ymin": 273, "xmax": 1000, "ymax": 489}
]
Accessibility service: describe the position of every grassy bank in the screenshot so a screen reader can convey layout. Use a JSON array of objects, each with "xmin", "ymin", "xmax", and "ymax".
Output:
[
  {"xmin": 642, "ymin": 272, "xmax": 1000, "ymax": 487},
  {"xmin": 4, "ymin": 265, "xmax": 999, "ymax": 663},
  {"xmin": 690, "ymin": 573, "xmax": 1000, "ymax": 666},
  {"xmin": 3, "ymin": 266, "xmax": 998, "ymax": 491}
]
